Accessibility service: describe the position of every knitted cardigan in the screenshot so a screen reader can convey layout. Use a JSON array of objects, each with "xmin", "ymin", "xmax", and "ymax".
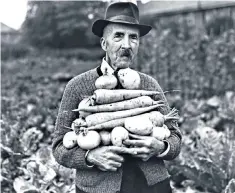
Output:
[{"xmin": 52, "ymin": 67, "xmax": 182, "ymax": 193}]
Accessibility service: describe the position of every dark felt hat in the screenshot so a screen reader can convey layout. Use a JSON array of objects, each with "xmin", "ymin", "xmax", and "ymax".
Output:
[{"xmin": 92, "ymin": 2, "xmax": 152, "ymax": 37}]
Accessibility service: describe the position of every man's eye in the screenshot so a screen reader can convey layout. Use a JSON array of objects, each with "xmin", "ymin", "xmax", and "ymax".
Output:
[
  {"xmin": 130, "ymin": 35, "xmax": 138, "ymax": 40},
  {"xmin": 114, "ymin": 33, "xmax": 123, "ymax": 38}
]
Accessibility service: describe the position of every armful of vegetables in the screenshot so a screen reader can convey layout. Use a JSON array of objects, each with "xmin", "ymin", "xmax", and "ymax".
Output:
[
  {"xmin": 63, "ymin": 75, "xmax": 181, "ymax": 161},
  {"xmin": 52, "ymin": 81, "xmax": 98, "ymax": 170}
]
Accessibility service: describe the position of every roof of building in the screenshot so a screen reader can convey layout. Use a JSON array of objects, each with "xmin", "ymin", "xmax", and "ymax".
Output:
[{"xmin": 1, "ymin": 22, "xmax": 18, "ymax": 34}]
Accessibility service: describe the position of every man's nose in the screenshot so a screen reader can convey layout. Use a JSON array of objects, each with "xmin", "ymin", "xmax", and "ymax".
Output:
[{"xmin": 122, "ymin": 36, "xmax": 131, "ymax": 49}]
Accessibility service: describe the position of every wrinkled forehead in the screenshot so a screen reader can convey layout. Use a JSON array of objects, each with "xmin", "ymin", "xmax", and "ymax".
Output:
[{"xmin": 104, "ymin": 23, "xmax": 140, "ymax": 36}]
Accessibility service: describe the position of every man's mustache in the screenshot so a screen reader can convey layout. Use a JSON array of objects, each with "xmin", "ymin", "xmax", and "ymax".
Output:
[{"xmin": 120, "ymin": 49, "xmax": 132, "ymax": 57}]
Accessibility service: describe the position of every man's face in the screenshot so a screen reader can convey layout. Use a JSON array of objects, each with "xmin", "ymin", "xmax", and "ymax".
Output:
[{"xmin": 101, "ymin": 23, "xmax": 140, "ymax": 70}]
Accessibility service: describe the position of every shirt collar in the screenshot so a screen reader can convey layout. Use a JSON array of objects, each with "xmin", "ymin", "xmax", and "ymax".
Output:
[{"xmin": 100, "ymin": 58, "xmax": 115, "ymax": 75}]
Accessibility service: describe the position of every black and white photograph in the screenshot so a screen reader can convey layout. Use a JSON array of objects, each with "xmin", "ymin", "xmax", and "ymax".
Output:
[{"xmin": 1, "ymin": 0, "xmax": 235, "ymax": 193}]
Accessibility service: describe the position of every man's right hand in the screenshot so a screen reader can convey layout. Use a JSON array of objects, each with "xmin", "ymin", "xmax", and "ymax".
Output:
[{"xmin": 86, "ymin": 146, "xmax": 137, "ymax": 171}]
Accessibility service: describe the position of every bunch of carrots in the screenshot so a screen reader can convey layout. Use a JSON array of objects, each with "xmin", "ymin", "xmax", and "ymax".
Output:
[{"xmin": 63, "ymin": 68, "xmax": 179, "ymax": 150}]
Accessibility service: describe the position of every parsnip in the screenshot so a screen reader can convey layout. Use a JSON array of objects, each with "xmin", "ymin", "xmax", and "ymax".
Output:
[
  {"xmin": 92, "ymin": 89, "xmax": 160, "ymax": 104},
  {"xmin": 78, "ymin": 96, "xmax": 164, "ymax": 113},
  {"xmin": 85, "ymin": 104, "xmax": 162, "ymax": 126}
]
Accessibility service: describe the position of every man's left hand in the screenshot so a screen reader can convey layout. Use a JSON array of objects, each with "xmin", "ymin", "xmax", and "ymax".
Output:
[{"xmin": 123, "ymin": 133, "xmax": 166, "ymax": 161}]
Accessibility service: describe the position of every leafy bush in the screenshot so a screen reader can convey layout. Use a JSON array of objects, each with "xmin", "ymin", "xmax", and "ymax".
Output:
[
  {"xmin": 205, "ymin": 16, "xmax": 234, "ymax": 36},
  {"xmin": 167, "ymin": 92, "xmax": 235, "ymax": 193},
  {"xmin": 39, "ymin": 48, "xmax": 105, "ymax": 60},
  {"xmin": 1, "ymin": 41, "xmax": 32, "ymax": 60},
  {"xmin": 174, "ymin": 127, "xmax": 235, "ymax": 193},
  {"xmin": 138, "ymin": 24, "xmax": 235, "ymax": 99},
  {"xmin": 22, "ymin": 1, "xmax": 105, "ymax": 48},
  {"xmin": 13, "ymin": 146, "xmax": 75, "ymax": 193}
]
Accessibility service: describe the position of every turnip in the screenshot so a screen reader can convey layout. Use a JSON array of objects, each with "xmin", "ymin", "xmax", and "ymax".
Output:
[
  {"xmin": 77, "ymin": 130, "xmax": 101, "ymax": 150},
  {"xmin": 124, "ymin": 116, "xmax": 154, "ymax": 135},
  {"xmin": 117, "ymin": 68, "xmax": 140, "ymax": 89},
  {"xmin": 99, "ymin": 131, "xmax": 111, "ymax": 145},
  {"xmin": 163, "ymin": 124, "xmax": 171, "ymax": 138},
  {"xmin": 95, "ymin": 69, "xmax": 118, "ymax": 89},
  {"xmin": 151, "ymin": 125, "xmax": 170, "ymax": 140},
  {"xmin": 63, "ymin": 131, "xmax": 77, "ymax": 149},
  {"xmin": 149, "ymin": 108, "xmax": 179, "ymax": 127},
  {"xmin": 111, "ymin": 127, "xmax": 129, "ymax": 147}
]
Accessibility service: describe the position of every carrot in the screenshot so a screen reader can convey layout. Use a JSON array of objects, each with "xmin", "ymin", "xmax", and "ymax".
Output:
[
  {"xmin": 78, "ymin": 96, "xmax": 164, "ymax": 113},
  {"xmin": 92, "ymin": 89, "xmax": 160, "ymax": 104},
  {"xmin": 82, "ymin": 118, "xmax": 126, "ymax": 131},
  {"xmin": 85, "ymin": 104, "xmax": 164, "ymax": 126}
]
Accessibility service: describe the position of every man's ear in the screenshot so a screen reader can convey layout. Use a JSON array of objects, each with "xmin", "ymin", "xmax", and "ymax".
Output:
[{"xmin": 100, "ymin": 37, "xmax": 107, "ymax": 52}]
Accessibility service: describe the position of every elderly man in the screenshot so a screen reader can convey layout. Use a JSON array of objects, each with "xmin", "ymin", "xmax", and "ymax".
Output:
[{"xmin": 52, "ymin": 2, "xmax": 182, "ymax": 193}]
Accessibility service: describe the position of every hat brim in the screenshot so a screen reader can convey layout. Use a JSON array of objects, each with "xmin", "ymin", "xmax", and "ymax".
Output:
[{"xmin": 92, "ymin": 19, "xmax": 152, "ymax": 37}]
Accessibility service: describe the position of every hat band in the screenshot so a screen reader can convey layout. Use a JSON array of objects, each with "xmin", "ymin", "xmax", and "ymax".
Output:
[{"xmin": 107, "ymin": 15, "xmax": 139, "ymax": 24}]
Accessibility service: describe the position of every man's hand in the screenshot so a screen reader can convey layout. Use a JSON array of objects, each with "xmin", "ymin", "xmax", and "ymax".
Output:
[
  {"xmin": 86, "ymin": 146, "xmax": 137, "ymax": 171},
  {"xmin": 123, "ymin": 133, "xmax": 166, "ymax": 161}
]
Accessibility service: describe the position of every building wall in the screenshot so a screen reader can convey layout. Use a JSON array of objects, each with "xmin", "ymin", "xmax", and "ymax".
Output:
[
  {"xmin": 1, "ymin": 23, "xmax": 21, "ymax": 44},
  {"xmin": 139, "ymin": 1, "xmax": 235, "ymax": 33},
  {"xmin": 139, "ymin": 1, "xmax": 235, "ymax": 16},
  {"xmin": 1, "ymin": 33, "xmax": 21, "ymax": 44}
]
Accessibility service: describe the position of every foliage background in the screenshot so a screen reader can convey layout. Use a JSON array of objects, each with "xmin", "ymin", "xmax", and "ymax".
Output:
[{"xmin": 1, "ymin": 1, "xmax": 235, "ymax": 193}]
